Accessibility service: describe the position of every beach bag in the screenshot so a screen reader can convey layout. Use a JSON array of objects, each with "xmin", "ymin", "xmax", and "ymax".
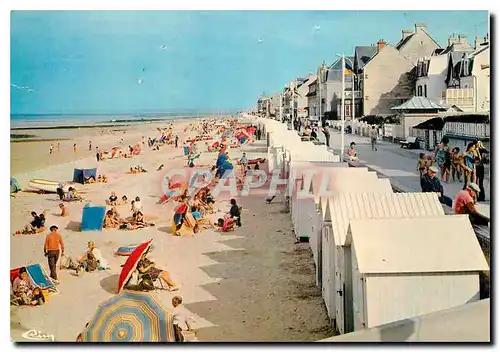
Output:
[{"xmin": 59, "ymin": 255, "xmax": 80, "ymax": 270}]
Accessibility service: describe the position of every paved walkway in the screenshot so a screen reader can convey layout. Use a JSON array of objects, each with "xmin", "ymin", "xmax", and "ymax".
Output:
[{"xmin": 320, "ymin": 129, "xmax": 490, "ymax": 207}]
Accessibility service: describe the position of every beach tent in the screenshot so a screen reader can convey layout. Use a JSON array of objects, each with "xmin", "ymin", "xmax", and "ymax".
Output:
[
  {"xmin": 73, "ymin": 168, "xmax": 97, "ymax": 184},
  {"xmin": 10, "ymin": 178, "xmax": 22, "ymax": 194},
  {"xmin": 81, "ymin": 204, "xmax": 106, "ymax": 231}
]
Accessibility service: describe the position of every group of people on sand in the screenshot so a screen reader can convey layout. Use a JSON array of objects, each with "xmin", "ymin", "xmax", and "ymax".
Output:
[
  {"xmin": 85, "ymin": 174, "xmax": 108, "ymax": 184},
  {"xmin": 103, "ymin": 194, "xmax": 154, "ymax": 230},
  {"xmin": 127, "ymin": 166, "xmax": 147, "ymax": 174}
]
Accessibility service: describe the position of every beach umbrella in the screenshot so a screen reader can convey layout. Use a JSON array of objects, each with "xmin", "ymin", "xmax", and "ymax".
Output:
[
  {"xmin": 81, "ymin": 290, "xmax": 175, "ymax": 342},
  {"xmin": 117, "ymin": 239, "xmax": 153, "ymax": 293}
]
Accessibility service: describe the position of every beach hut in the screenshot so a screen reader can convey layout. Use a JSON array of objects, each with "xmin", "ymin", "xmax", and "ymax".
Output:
[
  {"xmin": 73, "ymin": 168, "xmax": 97, "ymax": 184},
  {"xmin": 344, "ymin": 216, "xmax": 489, "ymax": 332},
  {"xmin": 81, "ymin": 204, "xmax": 106, "ymax": 231},
  {"xmin": 314, "ymin": 177, "xmax": 394, "ymax": 321},
  {"xmin": 323, "ymin": 192, "xmax": 445, "ymax": 334},
  {"xmin": 319, "ymin": 298, "xmax": 490, "ymax": 342}
]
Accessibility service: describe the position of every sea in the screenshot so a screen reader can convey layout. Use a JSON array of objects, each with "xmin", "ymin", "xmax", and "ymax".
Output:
[{"xmin": 10, "ymin": 112, "xmax": 238, "ymax": 130}]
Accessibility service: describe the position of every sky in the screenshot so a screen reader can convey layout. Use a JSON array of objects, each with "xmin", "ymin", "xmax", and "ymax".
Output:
[{"xmin": 10, "ymin": 10, "xmax": 488, "ymax": 115}]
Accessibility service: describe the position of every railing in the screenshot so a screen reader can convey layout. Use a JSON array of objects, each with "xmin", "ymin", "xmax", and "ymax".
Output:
[
  {"xmin": 442, "ymin": 88, "xmax": 474, "ymax": 108},
  {"xmin": 444, "ymin": 122, "xmax": 490, "ymax": 139}
]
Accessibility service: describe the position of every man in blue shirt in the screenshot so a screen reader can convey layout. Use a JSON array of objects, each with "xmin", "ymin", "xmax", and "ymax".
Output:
[{"xmin": 420, "ymin": 165, "xmax": 452, "ymax": 207}]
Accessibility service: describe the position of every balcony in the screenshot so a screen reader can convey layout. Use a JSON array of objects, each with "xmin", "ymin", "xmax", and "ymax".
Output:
[
  {"xmin": 344, "ymin": 91, "xmax": 362, "ymax": 99},
  {"xmin": 441, "ymin": 88, "xmax": 474, "ymax": 111}
]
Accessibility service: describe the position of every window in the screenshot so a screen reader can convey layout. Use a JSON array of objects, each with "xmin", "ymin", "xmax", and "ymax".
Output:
[
  {"xmin": 424, "ymin": 85, "xmax": 427, "ymax": 98},
  {"xmin": 417, "ymin": 86, "xmax": 422, "ymax": 96},
  {"xmin": 345, "ymin": 104, "xmax": 351, "ymax": 117}
]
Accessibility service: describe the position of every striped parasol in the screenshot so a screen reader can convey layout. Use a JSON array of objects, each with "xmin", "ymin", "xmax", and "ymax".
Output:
[{"xmin": 81, "ymin": 290, "xmax": 175, "ymax": 342}]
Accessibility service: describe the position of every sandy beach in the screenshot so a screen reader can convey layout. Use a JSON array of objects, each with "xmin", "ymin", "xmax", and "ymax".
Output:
[{"xmin": 10, "ymin": 118, "xmax": 334, "ymax": 342}]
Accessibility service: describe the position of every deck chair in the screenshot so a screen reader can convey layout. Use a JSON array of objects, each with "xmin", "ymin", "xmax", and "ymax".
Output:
[
  {"xmin": 136, "ymin": 270, "xmax": 164, "ymax": 291},
  {"xmin": 26, "ymin": 264, "xmax": 59, "ymax": 294}
]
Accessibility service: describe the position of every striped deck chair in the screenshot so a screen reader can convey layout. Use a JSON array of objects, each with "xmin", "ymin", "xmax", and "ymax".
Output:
[{"xmin": 26, "ymin": 264, "xmax": 59, "ymax": 294}]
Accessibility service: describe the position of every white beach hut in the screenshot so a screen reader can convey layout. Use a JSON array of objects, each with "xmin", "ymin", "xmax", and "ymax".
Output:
[
  {"xmin": 344, "ymin": 216, "xmax": 489, "ymax": 332},
  {"xmin": 323, "ymin": 192, "xmax": 445, "ymax": 334},
  {"xmin": 319, "ymin": 298, "xmax": 490, "ymax": 342}
]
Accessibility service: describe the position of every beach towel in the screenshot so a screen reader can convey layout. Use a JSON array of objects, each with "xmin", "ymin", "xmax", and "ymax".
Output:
[{"xmin": 26, "ymin": 264, "xmax": 58, "ymax": 293}]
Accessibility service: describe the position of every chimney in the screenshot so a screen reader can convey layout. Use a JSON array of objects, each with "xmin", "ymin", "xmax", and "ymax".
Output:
[
  {"xmin": 415, "ymin": 23, "xmax": 427, "ymax": 32},
  {"xmin": 458, "ymin": 34, "xmax": 468, "ymax": 45},
  {"xmin": 402, "ymin": 29, "xmax": 413, "ymax": 40},
  {"xmin": 448, "ymin": 33, "xmax": 458, "ymax": 46},
  {"xmin": 376, "ymin": 39, "xmax": 387, "ymax": 53}
]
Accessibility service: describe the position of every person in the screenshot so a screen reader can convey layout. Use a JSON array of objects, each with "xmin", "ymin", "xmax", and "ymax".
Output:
[
  {"xmin": 434, "ymin": 137, "xmax": 451, "ymax": 183},
  {"xmin": 310, "ymin": 128, "xmax": 318, "ymax": 140},
  {"xmin": 49, "ymin": 143, "xmax": 54, "ymax": 155},
  {"xmin": 474, "ymin": 140, "xmax": 489, "ymax": 202},
  {"xmin": 78, "ymin": 241, "xmax": 110, "ymax": 273},
  {"xmin": 121, "ymin": 195, "xmax": 128, "ymax": 205},
  {"xmin": 21, "ymin": 211, "xmax": 42, "ymax": 234},
  {"xmin": 256, "ymin": 128, "xmax": 261, "ymax": 141},
  {"xmin": 346, "ymin": 142, "xmax": 358, "ymax": 161},
  {"xmin": 175, "ymin": 135, "xmax": 179, "ymax": 148},
  {"xmin": 417, "ymin": 153, "xmax": 427, "ymax": 177},
  {"xmin": 420, "ymin": 165, "xmax": 453, "ymax": 207},
  {"xmin": 88, "ymin": 141, "xmax": 92, "ymax": 151},
  {"xmin": 173, "ymin": 200, "xmax": 189, "ymax": 236},
  {"xmin": 12, "ymin": 267, "xmax": 40, "ymax": 306},
  {"xmin": 451, "ymin": 147, "xmax": 463, "ymax": 182},
  {"xmin": 31, "ymin": 287, "xmax": 45, "ymax": 306},
  {"xmin": 136, "ymin": 252, "xmax": 179, "ymax": 291},
  {"xmin": 59, "ymin": 203, "xmax": 68, "ymax": 217},
  {"xmin": 109, "ymin": 191, "xmax": 118, "ymax": 206},
  {"xmin": 44, "ymin": 225, "xmax": 64, "ymax": 283},
  {"xmin": 57, "ymin": 142, "xmax": 60, "ymax": 152},
  {"xmin": 240, "ymin": 153, "xmax": 248, "ymax": 171},
  {"xmin": 96, "ymin": 149, "xmax": 100, "ymax": 162},
  {"xmin": 73, "ymin": 143, "xmax": 77, "ymax": 153},
  {"xmin": 453, "ymin": 183, "xmax": 489, "ymax": 225},
  {"xmin": 370, "ymin": 125, "xmax": 378, "ymax": 151},
  {"xmin": 172, "ymin": 296, "xmax": 194, "ymax": 342},
  {"xmin": 132, "ymin": 196, "xmax": 143, "ymax": 215},
  {"xmin": 229, "ymin": 198, "xmax": 241, "ymax": 227},
  {"xmin": 463, "ymin": 142, "xmax": 476, "ymax": 188},
  {"xmin": 322, "ymin": 126, "xmax": 330, "ymax": 148},
  {"xmin": 104, "ymin": 210, "xmax": 120, "ymax": 229}
]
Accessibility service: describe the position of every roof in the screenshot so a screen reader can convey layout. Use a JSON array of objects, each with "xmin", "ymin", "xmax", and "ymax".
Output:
[
  {"xmin": 308, "ymin": 79, "xmax": 317, "ymax": 86},
  {"xmin": 391, "ymin": 96, "xmax": 448, "ymax": 111},
  {"xmin": 413, "ymin": 117, "xmax": 445, "ymax": 130},
  {"xmin": 319, "ymin": 299, "xmax": 490, "ymax": 342},
  {"xmin": 327, "ymin": 193, "xmax": 445, "ymax": 246},
  {"xmin": 395, "ymin": 33, "xmax": 415, "ymax": 50},
  {"xmin": 441, "ymin": 113, "xmax": 490, "ymax": 124},
  {"xmin": 354, "ymin": 46, "xmax": 377, "ymax": 71},
  {"xmin": 345, "ymin": 216, "xmax": 490, "ymax": 274}
]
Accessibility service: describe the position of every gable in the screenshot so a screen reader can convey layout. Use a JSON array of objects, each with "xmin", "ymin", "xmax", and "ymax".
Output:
[{"xmin": 363, "ymin": 45, "xmax": 412, "ymax": 71}]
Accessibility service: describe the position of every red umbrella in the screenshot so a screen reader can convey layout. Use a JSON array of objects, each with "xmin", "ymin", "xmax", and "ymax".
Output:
[{"xmin": 117, "ymin": 239, "xmax": 153, "ymax": 293}]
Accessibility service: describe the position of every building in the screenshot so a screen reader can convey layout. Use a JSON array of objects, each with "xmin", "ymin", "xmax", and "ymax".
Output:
[
  {"xmin": 319, "ymin": 299, "xmax": 490, "ymax": 342},
  {"xmin": 297, "ymin": 74, "xmax": 316, "ymax": 119},
  {"xmin": 322, "ymin": 192, "xmax": 445, "ymax": 334},
  {"xmin": 344, "ymin": 216, "xmax": 489, "ymax": 332},
  {"xmin": 306, "ymin": 78, "xmax": 319, "ymax": 120},
  {"xmin": 256, "ymin": 95, "xmax": 270, "ymax": 116},
  {"xmin": 359, "ymin": 24, "xmax": 441, "ymax": 116},
  {"xmin": 415, "ymin": 34, "xmax": 474, "ymax": 104}
]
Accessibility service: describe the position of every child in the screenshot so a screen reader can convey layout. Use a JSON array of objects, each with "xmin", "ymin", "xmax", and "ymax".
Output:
[
  {"xmin": 31, "ymin": 287, "xmax": 45, "ymax": 306},
  {"xmin": 121, "ymin": 195, "xmax": 128, "ymax": 205},
  {"xmin": 172, "ymin": 296, "xmax": 194, "ymax": 342},
  {"xmin": 59, "ymin": 203, "xmax": 69, "ymax": 217},
  {"xmin": 109, "ymin": 192, "xmax": 118, "ymax": 206},
  {"xmin": 417, "ymin": 153, "xmax": 427, "ymax": 177},
  {"xmin": 451, "ymin": 147, "xmax": 463, "ymax": 182}
]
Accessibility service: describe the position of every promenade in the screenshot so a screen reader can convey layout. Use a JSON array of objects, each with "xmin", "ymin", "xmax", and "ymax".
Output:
[{"xmin": 321, "ymin": 129, "xmax": 491, "ymax": 207}]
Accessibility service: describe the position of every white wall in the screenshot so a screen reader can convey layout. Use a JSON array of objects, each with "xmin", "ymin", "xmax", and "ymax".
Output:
[
  {"xmin": 364, "ymin": 273, "xmax": 480, "ymax": 329},
  {"xmin": 472, "ymin": 47, "xmax": 490, "ymax": 112},
  {"xmin": 416, "ymin": 55, "xmax": 448, "ymax": 103}
]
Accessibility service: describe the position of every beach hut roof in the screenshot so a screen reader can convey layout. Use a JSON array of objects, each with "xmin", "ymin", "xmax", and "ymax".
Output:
[
  {"xmin": 345, "ymin": 216, "xmax": 489, "ymax": 274},
  {"xmin": 319, "ymin": 298, "xmax": 490, "ymax": 342},
  {"xmin": 326, "ymin": 192, "xmax": 445, "ymax": 246}
]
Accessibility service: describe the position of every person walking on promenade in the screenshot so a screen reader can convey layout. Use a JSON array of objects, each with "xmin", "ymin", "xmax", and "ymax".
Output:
[
  {"xmin": 322, "ymin": 125, "xmax": 330, "ymax": 148},
  {"xmin": 370, "ymin": 125, "xmax": 378, "ymax": 151},
  {"xmin": 44, "ymin": 225, "xmax": 65, "ymax": 283},
  {"xmin": 420, "ymin": 165, "xmax": 453, "ymax": 207},
  {"xmin": 462, "ymin": 142, "xmax": 477, "ymax": 189},
  {"xmin": 256, "ymin": 128, "xmax": 261, "ymax": 141},
  {"xmin": 473, "ymin": 140, "xmax": 489, "ymax": 202},
  {"xmin": 454, "ymin": 183, "xmax": 489, "ymax": 226}
]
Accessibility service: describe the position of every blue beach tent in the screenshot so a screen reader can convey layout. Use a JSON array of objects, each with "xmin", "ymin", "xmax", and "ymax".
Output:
[
  {"xmin": 81, "ymin": 204, "xmax": 106, "ymax": 231},
  {"xmin": 73, "ymin": 168, "xmax": 97, "ymax": 184}
]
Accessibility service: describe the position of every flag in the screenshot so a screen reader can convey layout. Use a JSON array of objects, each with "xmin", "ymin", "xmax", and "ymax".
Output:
[{"xmin": 344, "ymin": 67, "xmax": 354, "ymax": 76}]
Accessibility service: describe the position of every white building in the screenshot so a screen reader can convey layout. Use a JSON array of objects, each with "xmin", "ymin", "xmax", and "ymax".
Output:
[{"xmin": 344, "ymin": 216, "xmax": 489, "ymax": 332}]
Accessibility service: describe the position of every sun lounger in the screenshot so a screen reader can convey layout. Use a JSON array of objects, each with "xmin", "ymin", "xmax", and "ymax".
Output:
[{"xmin": 26, "ymin": 264, "xmax": 59, "ymax": 294}]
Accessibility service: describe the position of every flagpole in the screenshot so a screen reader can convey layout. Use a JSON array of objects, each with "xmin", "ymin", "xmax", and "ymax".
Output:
[
  {"xmin": 318, "ymin": 66, "xmax": 322, "ymax": 125},
  {"xmin": 341, "ymin": 55, "xmax": 345, "ymax": 158}
]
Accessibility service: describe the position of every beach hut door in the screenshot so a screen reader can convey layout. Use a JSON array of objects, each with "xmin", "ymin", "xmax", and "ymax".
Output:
[{"xmin": 335, "ymin": 246, "xmax": 345, "ymax": 334}]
